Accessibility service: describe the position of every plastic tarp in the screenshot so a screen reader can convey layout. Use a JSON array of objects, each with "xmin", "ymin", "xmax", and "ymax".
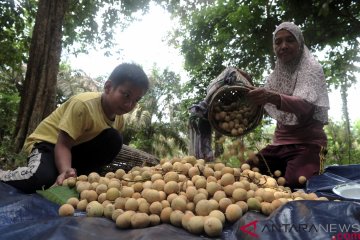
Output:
[
  {"xmin": 0, "ymin": 182, "xmax": 240, "ymax": 240},
  {"xmin": 238, "ymin": 200, "xmax": 360, "ymax": 240},
  {"xmin": 306, "ymin": 164, "xmax": 360, "ymax": 200},
  {"xmin": 237, "ymin": 164, "xmax": 360, "ymax": 239},
  {"xmin": 1, "ymin": 165, "xmax": 360, "ymax": 240}
]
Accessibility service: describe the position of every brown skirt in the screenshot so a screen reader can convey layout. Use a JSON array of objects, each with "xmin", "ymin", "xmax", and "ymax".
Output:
[{"xmin": 250, "ymin": 144, "xmax": 326, "ymax": 189}]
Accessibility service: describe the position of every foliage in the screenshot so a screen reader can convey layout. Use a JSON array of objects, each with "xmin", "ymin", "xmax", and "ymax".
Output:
[
  {"xmin": 0, "ymin": 2, "xmax": 33, "ymax": 149},
  {"xmin": 0, "ymin": 57, "xmax": 25, "ymax": 168},
  {"xmin": 0, "ymin": 0, "xmax": 35, "ymax": 72},
  {"xmin": 122, "ymin": 66, "xmax": 188, "ymax": 158},
  {"xmin": 354, "ymin": 120, "xmax": 360, "ymax": 145},
  {"xmin": 321, "ymin": 41, "xmax": 360, "ymax": 164},
  {"xmin": 325, "ymin": 119, "xmax": 360, "ymax": 165},
  {"xmin": 0, "ymin": 71, "xmax": 21, "ymax": 142},
  {"xmin": 57, "ymin": 63, "xmax": 103, "ymax": 104},
  {"xmin": 0, "ymin": 139, "xmax": 27, "ymax": 170}
]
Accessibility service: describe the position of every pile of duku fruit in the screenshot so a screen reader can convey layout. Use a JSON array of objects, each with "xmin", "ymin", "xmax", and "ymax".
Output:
[{"xmin": 58, "ymin": 156, "xmax": 329, "ymax": 237}]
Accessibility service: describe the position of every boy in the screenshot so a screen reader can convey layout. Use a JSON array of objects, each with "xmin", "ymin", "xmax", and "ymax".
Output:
[{"xmin": 0, "ymin": 63, "xmax": 149, "ymax": 193}]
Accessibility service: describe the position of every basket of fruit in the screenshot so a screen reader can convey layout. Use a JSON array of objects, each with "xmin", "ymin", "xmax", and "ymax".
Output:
[
  {"xmin": 101, "ymin": 144, "xmax": 160, "ymax": 174},
  {"xmin": 206, "ymin": 67, "xmax": 264, "ymax": 137}
]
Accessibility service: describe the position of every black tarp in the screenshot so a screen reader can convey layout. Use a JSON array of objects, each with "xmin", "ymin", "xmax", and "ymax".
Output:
[
  {"xmin": 0, "ymin": 182, "xmax": 239, "ymax": 240},
  {"xmin": 1, "ymin": 165, "xmax": 360, "ymax": 240},
  {"xmin": 238, "ymin": 200, "xmax": 360, "ymax": 240},
  {"xmin": 306, "ymin": 164, "xmax": 360, "ymax": 200}
]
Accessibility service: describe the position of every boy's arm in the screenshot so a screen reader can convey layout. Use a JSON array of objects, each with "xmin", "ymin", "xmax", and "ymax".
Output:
[{"xmin": 55, "ymin": 130, "xmax": 76, "ymax": 185}]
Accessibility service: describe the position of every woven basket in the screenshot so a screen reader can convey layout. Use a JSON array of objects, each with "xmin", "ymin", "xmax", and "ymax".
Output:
[
  {"xmin": 206, "ymin": 68, "xmax": 264, "ymax": 137},
  {"xmin": 101, "ymin": 144, "xmax": 160, "ymax": 174}
]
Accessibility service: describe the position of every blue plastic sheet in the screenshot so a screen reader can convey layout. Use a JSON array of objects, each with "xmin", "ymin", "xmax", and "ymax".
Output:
[
  {"xmin": 238, "ymin": 200, "xmax": 360, "ymax": 240},
  {"xmin": 1, "ymin": 165, "xmax": 360, "ymax": 240},
  {"xmin": 0, "ymin": 182, "xmax": 239, "ymax": 240},
  {"xmin": 306, "ymin": 164, "xmax": 360, "ymax": 200}
]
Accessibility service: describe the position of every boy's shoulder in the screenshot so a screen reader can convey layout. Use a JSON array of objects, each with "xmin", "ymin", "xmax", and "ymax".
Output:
[
  {"xmin": 60, "ymin": 92, "xmax": 104, "ymax": 119},
  {"xmin": 72, "ymin": 92, "xmax": 101, "ymax": 102}
]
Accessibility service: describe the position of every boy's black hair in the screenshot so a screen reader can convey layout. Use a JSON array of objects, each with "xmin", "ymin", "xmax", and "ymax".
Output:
[{"xmin": 108, "ymin": 63, "xmax": 149, "ymax": 90}]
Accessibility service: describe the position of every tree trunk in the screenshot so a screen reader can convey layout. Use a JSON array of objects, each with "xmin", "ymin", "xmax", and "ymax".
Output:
[
  {"xmin": 340, "ymin": 83, "xmax": 352, "ymax": 164},
  {"xmin": 13, "ymin": 0, "xmax": 68, "ymax": 153}
]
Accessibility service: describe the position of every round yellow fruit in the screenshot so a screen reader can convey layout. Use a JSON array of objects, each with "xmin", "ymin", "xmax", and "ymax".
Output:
[
  {"xmin": 131, "ymin": 213, "xmax": 150, "ymax": 228},
  {"xmin": 220, "ymin": 173, "xmax": 235, "ymax": 186},
  {"xmin": 106, "ymin": 187, "xmax": 120, "ymax": 201},
  {"xmin": 187, "ymin": 216, "xmax": 204, "ymax": 235},
  {"xmin": 116, "ymin": 210, "xmax": 135, "ymax": 229},
  {"xmin": 170, "ymin": 210, "xmax": 184, "ymax": 227},
  {"xmin": 149, "ymin": 214, "xmax": 161, "ymax": 226},
  {"xmin": 171, "ymin": 197, "xmax": 187, "ymax": 212},
  {"xmin": 209, "ymin": 210, "xmax": 225, "ymax": 225},
  {"xmin": 67, "ymin": 177, "xmax": 77, "ymax": 188},
  {"xmin": 104, "ymin": 204, "xmax": 115, "ymax": 219},
  {"xmin": 160, "ymin": 207, "xmax": 173, "ymax": 223},
  {"xmin": 88, "ymin": 172, "xmax": 100, "ymax": 183},
  {"xmin": 298, "ymin": 176, "xmax": 307, "ymax": 185},
  {"xmin": 204, "ymin": 216, "xmax": 223, "ymax": 237},
  {"xmin": 225, "ymin": 204, "xmax": 242, "ymax": 222},
  {"xmin": 247, "ymin": 197, "xmax": 262, "ymax": 211},
  {"xmin": 59, "ymin": 203, "xmax": 74, "ymax": 216},
  {"xmin": 115, "ymin": 168, "xmax": 126, "ymax": 179},
  {"xmin": 86, "ymin": 201, "xmax": 104, "ymax": 217},
  {"xmin": 274, "ymin": 170, "xmax": 282, "ymax": 177},
  {"xmin": 76, "ymin": 199, "xmax": 88, "ymax": 211},
  {"xmin": 277, "ymin": 177, "xmax": 286, "ymax": 186},
  {"xmin": 66, "ymin": 197, "xmax": 79, "ymax": 208},
  {"xmin": 112, "ymin": 209, "xmax": 124, "ymax": 221}
]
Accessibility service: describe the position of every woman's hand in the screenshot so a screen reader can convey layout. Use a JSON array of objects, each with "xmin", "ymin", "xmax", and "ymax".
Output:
[
  {"xmin": 247, "ymin": 87, "xmax": 281, "ymax": 107},
  {"xmin": 56, "ymin": 168, "xmax": 77, "ymax": 185}
]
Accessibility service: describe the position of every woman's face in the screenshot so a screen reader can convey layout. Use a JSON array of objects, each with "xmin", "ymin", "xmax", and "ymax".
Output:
[{"xmin": 274, "ymin": 29, "xmax": 300, "ymax": 63}]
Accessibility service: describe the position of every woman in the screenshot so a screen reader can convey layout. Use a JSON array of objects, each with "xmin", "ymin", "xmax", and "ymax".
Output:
[{"xmin": 246, "ymin": 22, "xmax": 329, "ymax": 188}]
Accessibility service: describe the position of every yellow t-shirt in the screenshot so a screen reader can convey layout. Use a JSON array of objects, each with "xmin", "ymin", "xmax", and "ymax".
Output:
[{"xmin": 23, "ymin": 92, "xmax": 124, "ymax": 154}]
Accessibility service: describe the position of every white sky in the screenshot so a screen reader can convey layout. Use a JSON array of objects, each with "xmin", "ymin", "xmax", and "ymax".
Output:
[
  {"xmin": 62, "ymin": 4, "xmax": 185, "ymax": 79},
  {"xmin": 63, "ymin": 4, "xmax": 360, "ymax": 123}
]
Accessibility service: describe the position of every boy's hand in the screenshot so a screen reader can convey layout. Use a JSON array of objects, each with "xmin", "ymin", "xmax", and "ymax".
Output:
[{"xmin": 55, "ymin": 168, "xmax": 77, "ymax": 185}]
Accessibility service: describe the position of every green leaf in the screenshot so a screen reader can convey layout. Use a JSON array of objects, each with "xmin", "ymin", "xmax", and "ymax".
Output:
[{"xmin": 36, "ymin": 185, "xmax": 79, "ymax": 205}]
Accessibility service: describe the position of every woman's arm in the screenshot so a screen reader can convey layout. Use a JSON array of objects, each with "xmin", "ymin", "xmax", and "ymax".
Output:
[
  {"xmin": 247, "ymin": 87, "xmax": 314, "ymax": 122},
  {"xmin": 279, "ymin": 94, "xmax": 314, "ymax": 115}
]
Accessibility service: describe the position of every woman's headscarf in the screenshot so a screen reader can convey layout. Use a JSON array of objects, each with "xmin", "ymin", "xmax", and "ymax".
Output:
[{"xmin": 264, "ymin": 22, "xmax": 329, "ymax": 125}]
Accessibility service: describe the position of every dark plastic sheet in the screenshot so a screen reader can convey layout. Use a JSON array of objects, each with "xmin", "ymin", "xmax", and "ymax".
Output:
[
  {"xmin": 239, "ymin": 200, "xmax": 360, "ymax": 240},
  {"xmin": 306, "ymin": 164, "xmax": 360, "ymax": 200},
  {"xmin": 1, "ymin": 165, "xmax": 360, "ymax": 240},
  {"xmin": 0, "ymin": 182, "xmax": 239, "ymax": 240}
]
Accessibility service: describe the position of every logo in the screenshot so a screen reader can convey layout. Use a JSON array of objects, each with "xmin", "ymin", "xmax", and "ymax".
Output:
[
  {"xmin": 240, "ymin": 220, "xmax": 259, "ymax": 238},
  {"xmin": 240, "ymin": 220, "xmax": 360, "ymax": 239}
]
